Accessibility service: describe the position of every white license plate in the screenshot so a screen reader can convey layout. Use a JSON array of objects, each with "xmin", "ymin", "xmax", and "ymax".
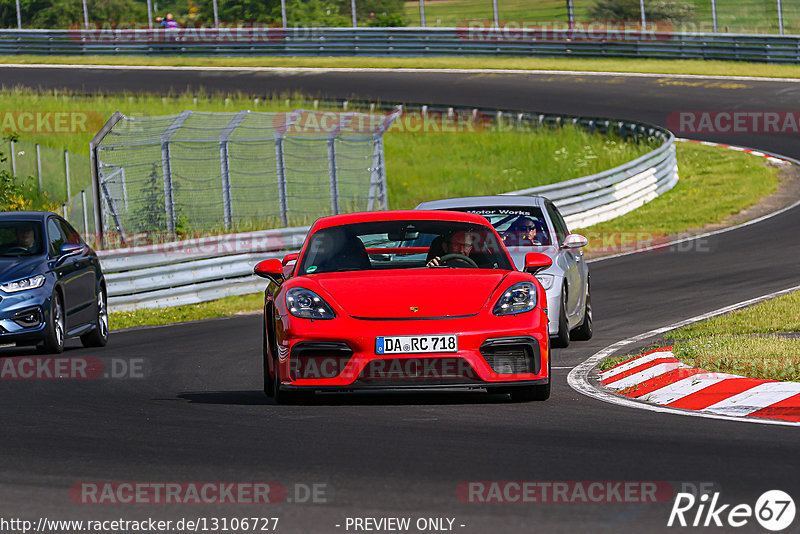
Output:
[{"xmin": 375, "ymin": 335, "xmax": 458, "ymax": 355}]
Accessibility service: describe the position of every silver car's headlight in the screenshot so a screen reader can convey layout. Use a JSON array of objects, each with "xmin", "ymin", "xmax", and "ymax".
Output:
[
  {"xmin": 535, "ymin": 274, "xmax": 554, "ymax": 290},
  {"xmin": 0, "ymin": 275, "xmax": 45, "ymax": 293},
  {"xmin": 493, "ymin": 282, "xmax": 537, "ymax": 316},
  {"xmin": 286, "ymin": 287, "xmax": 335, "ymax": 320}
]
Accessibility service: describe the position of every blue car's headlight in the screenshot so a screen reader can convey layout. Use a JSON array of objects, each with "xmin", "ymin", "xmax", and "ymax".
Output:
[
  {"xmin": 0, "ymin": 275, "xmax": 46, "ymax": 293},
  {"xmin": 493, "ymin": 282, "xmax": 537, "ymax": 316},
  {"xmin": 286, "ymin": 287, "xmax": 335, "ymax": 320}
]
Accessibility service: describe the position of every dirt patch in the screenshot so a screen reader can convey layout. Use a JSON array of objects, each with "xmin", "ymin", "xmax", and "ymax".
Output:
[{"xmin": 584, "ymin": 159, "xmax": 800, "ymax": 260}]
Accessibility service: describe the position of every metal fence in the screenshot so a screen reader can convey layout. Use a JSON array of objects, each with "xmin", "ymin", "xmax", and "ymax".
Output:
[
  {"xmin": 90, "ymin": 108, "xmax": 400, "ymax": 247},
  {"xmin": 3, "ymin": 0, "xmax": 799, "ymax": 35},
  {"xmin": 3, "ymin": 27, "xmax": 800, "ymax": 61},
  {"xmin": 96, "ymin": 102, "xmax": 678, "ymax": 311},
  {"xmin": 0, "ymin": 137, "xmax": 89, "ymax": 204}
]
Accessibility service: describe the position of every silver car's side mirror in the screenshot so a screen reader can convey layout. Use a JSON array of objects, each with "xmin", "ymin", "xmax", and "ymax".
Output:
[{"xmin": 562, "ymin": 233, "xmax": 588, "ymax": 249}]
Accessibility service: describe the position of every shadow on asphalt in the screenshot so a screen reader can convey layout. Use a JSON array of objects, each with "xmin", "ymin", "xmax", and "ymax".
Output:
[{"xmin": 177, "ymin": 389, "xmax": 517, "ymax": 406}]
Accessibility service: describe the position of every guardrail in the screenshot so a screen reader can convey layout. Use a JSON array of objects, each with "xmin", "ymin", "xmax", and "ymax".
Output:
[
  {"xmin": 507, "ymin": 131, "xmax": 678, "ymax": 229},
  {"xmin": 97, "ymin": 101, "xmax": 676, "ymax": 311},
  {"xmin": 2, "ymin": 28, "xmax": 800, "ymax": 62}
]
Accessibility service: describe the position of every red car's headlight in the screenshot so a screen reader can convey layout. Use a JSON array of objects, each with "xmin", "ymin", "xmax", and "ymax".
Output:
[
  {"xmin": 286, "ymin": 287, "xmax": 336, "ymax": 320},
  {"xmin": 493, "ymin": 282, "xmax": 537, "ymax": 316}
]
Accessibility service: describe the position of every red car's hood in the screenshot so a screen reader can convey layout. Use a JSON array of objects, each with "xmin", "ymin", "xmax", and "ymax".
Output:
[{"xmin": 312, "ymin": 269, "xmax": 511, "ymax": 318}]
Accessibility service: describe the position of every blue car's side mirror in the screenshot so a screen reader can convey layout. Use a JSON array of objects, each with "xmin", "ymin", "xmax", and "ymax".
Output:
[{"xmin": 55, "ymin": 243, "xmax": 84, "ymax": 265}]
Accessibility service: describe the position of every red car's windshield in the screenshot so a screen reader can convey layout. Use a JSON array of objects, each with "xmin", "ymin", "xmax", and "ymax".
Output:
[{"xmin": 298, "ymin": 220, "xmax": 513, "ymax": 275}]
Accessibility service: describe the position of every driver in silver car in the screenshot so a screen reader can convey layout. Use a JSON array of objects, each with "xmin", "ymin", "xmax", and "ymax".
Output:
[{"xmin": 503, "ymin": 217, "xmax": 548, "ymax": 247}]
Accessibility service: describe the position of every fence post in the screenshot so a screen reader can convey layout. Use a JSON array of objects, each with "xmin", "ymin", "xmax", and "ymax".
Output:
[
  {"xmin": 160, "ymin": 111, "xmax": 193, "ymax": 237},
  {"xmin": 492, "ymin": 0, "xmax": 499, "ymax": 29},
  {"xmin": 36, "ymin": 144, "xmax": 42, "ymax": 193},
  {"xmin": 219, "ymin": 110, "xmax": 248, "ymax": 231},
  {"xmin": 64, "ymin": 150, "xmax": 71, "ymax": 200},
  {"xmin": 90, "ymin": 111, "xmax": 124, "ymax": 249},
  {"xmin": 10, "ymin": 140, "xmax": 16, "ymax": 176},
  {"xmin": 777, "ymin": 0, "xmax": 784, "ymax": 35},
  {"xmin": 368, "ymin": 137, "xmax": 384, "ymax": 211},
  {"xmin": 281, "ymin": 0, "xmax": 287, "ymax": 28},
  {"xmin": 273, "ymin": 111, "xmax": 300, "ymax": 227},
  {"xmin": 81, "ymin": 189, "xmax": 89, "ymax": 238},
  {"xmin": 711, "ymin": 0, "xmax": 718, "ymax": 32},
  {"xmin": 15, "ymin": 0, "xmax": 21, "ymax": 28},
  {"xmin": 275, "ymin": 136, "xmax": 289, "ymax": 226},
  {"xmin": 639, "ymin": 0, "xmax": 646, "ymax": 31},
  {"xmin": 566, "ymin": 0, "xmax": 574, "ymax": 30},
  {"xmin": 328, "ymin": 138, "xmax": 340, "ymax": 215},
  {"xmin": 351, "ymin": 0, "xmax": 357, "ymax": 27},
  {"xmin": 146, "ymin": 0, "xmax": 153, "ymax": 29},
  {"xmin": 419, "ymin": 0, "xmax": 426, "ymax": 27}
]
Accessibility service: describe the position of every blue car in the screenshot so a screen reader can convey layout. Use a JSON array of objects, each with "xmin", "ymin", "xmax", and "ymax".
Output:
[{"xmin": 0, "ymin": 212, "xmax": 108, "ymax": 353}]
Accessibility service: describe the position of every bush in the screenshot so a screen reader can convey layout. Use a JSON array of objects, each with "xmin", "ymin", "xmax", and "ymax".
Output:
[
  {"xmin": 589, "ymin": 0, "xmax": 695, "ymax": 24},
  {"xmin": 0, "ymin": 135, "xmax": 59, "ymax": 212}
]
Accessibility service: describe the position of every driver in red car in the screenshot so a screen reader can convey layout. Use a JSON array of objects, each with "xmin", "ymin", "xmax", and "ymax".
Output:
[{"xmin": 426, "ymin": 230, "xmax": 477, "ymax": 267}]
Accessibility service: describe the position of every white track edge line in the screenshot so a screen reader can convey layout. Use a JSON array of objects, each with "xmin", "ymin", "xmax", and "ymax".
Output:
[
  {"xmin": 2, "ymin": 63, "xmax": 800, "ymax": 83},
  {"xmin": 567, "ymin": 283, "xmax": 800, "ymax": 428},
  {"xmin": 587, "ymin": 194, "xmax": 800, "ymax": 264}
]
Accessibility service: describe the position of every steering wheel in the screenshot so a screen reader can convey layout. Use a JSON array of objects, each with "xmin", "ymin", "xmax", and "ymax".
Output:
[
  {"xmin": 5, "ymin": 246, "xmax": 29, "ymax": 253},
  {"xmin": 438, "ymin": 253, "xmax": 478, "ymax": 268}
]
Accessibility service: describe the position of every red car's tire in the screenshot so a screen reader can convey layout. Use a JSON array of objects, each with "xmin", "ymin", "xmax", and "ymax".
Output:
[
  {"xmin": 509, "ymin": 358, "xmax": 551, "ymax": 402},
  {"xmin": 263, "ymin": 317, "xmax": 274, "ymax": 398}
]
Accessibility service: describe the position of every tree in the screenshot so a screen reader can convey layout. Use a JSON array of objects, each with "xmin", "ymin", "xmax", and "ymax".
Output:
[{"xmin": 133, "ymin": 163, "xmax": 167, "ymax": 235}]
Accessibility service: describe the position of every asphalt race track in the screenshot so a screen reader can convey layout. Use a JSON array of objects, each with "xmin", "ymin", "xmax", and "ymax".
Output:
[{"xmin": 2, "ymin": 66, "xmax": 800, "ymax": 533}]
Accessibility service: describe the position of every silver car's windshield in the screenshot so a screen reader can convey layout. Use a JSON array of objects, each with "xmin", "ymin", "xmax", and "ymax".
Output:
[{"xmin": 451, "ymin": 207, "xmax": 551, "ymax": 247}]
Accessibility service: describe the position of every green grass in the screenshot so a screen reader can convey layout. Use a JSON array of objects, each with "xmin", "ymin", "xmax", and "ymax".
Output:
[
  {"xmin": 385, "ymin": 128, "xmax": 656, "ymax": 208},
  {"xmin": 110, "ymin": 293, "xmax": 264, "ymax": 330},
  {"xmin": 575, "ymin": 142, "xmax": 780, "ymax": 250},
  {"xmin": 401, "ymin": 0, "xmax": 799, "ymax": 34},
  {"xmin": 667, "ymin": 290, "xmax": 800, "ymax": 339},
  {"xmin": 672, "ymin": 336, "xmax": 800, "ymax": 382},
  {"xmin": 3, "ymin": 55, "xmax": 800, "ymax": 79},
  {"xmin": 0, "ymin": 89, "xmax": 657, "ymax": 220},
  {"xmin": 601, "ymin": 290, "xmax": 800, "ymax": 382}
]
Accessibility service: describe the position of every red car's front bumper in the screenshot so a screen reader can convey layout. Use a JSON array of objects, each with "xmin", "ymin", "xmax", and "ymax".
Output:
[{"xmin": 271, "ymin": 309, "xmax": 549, "ymax": 390}]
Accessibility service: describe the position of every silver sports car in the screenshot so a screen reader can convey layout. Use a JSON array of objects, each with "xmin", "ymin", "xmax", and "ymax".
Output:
[{"xmin": 416, "ymin": 195, "xmax": 591, "ymax": 347}]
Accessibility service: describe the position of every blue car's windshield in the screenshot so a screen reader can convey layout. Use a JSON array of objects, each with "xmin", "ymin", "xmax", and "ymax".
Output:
[{"xmin": 0, "ymin": 221, "xmax": 44, "ymax": 256}]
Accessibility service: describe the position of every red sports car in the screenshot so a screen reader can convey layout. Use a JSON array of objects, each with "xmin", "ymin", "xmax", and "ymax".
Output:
[{"xmin": 254, "ymin": 210, "xmax": 553, "ymax": 404}]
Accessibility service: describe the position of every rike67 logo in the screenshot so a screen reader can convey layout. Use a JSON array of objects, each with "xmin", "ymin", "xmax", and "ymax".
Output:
[{"xmin": 668, "ymin": 490, "xmax": 795, "ymax": 531}]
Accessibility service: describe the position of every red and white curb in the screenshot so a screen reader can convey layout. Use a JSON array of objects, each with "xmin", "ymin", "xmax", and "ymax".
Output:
[
  {"xmin": 568, "ymin": 284, "xmax": 800, "ymax": 427},
  {"xmin": 599, "ymin": 347, "xmax": 800, "ymax": 423},
  {"xmin": 676, "ymin": 138, "xmax": 793, "ymax": 164}
]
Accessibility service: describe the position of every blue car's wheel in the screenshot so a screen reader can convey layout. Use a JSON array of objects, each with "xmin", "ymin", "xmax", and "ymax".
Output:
[
  {"xmin": 40, "ymin": 292, "xmax": 65, "ymax": 354},
  {"xmin": 81, "ymin": 287, "xmax": 109, "ymax": 347}
]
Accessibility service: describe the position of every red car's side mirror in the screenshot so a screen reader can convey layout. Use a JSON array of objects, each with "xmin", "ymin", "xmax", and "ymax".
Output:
[
  {"xmin": 524, "ymin": 252, "xmax": 552, "ymax": 275},
  {"xmin": 254, "ymin": 259, "xmax": 285, "ymax": 284}
]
